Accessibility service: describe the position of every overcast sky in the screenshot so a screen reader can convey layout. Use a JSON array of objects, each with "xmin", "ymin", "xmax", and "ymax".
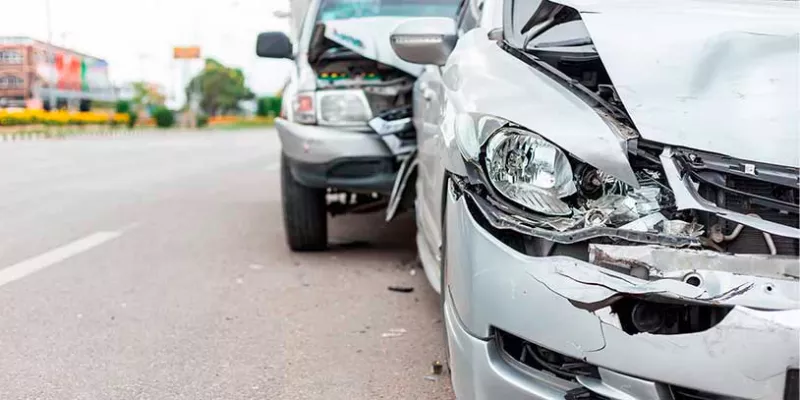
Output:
[{"xmin": 1, "ymin": 0, "xmax": 296, "ymax": 104}]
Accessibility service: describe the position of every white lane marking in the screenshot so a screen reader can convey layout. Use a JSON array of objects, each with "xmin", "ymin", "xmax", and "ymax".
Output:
[{"xmin": 0, "ymin": 231, "xmax": 123, "ymax": 288}]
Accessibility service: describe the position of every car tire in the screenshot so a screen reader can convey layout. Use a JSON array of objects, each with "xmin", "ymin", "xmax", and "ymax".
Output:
[{"xmin": 281, "ymin": 154, "xmax": 328, "ymax": 251}]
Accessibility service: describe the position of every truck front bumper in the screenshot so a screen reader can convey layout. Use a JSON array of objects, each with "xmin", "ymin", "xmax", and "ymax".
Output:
[{"xmin": 276, "ymin": 118, "xmax": 396, "ymax": 194}]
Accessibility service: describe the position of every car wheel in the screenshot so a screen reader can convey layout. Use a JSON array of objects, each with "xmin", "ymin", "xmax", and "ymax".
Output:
[{"xmin": 281, "ymin": 154, "xmax": 328, "ymax": 251}]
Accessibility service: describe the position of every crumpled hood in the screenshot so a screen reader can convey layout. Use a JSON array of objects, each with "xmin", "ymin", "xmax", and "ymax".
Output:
[
  {"xmin": 322, "ymin": 16, "xmax": 425, "ymax": 77},
  {"xmin": 552, "ymin": 0, "xmax": 800, "ymax": 167}
]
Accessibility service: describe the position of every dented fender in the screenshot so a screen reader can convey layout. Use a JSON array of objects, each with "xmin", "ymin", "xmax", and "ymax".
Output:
[{"xmin": 440, "ymin": 29, "xmax": 638, "ymax": 185}]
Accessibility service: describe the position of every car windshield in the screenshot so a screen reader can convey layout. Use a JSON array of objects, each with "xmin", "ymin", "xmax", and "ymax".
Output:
[{"xmin": 317, "ymin": 0, "xmax": 459, "ymax": 21}]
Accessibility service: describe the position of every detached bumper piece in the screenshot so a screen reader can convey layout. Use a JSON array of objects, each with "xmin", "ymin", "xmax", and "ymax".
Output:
[{"xmin": 498, "ymin": 329, "xmax": 799, "ymax": 400}]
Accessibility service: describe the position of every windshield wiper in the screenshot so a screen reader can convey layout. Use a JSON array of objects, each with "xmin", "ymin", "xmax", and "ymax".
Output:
[{"xmin": 533, "ymin": 37, "xmax": 593, "ymax": 49}]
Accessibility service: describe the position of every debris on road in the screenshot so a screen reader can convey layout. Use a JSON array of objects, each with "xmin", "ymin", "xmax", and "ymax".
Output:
[
  {"xmin": 388, "ymin": 286, "xmax": 414, "ymax": 293},
  {"xmin": 410, "ymin": 269, "xmax": 417, "ymax": 276},
  {"xmin": 424, "ymin": 375, "xmax": 439, "ymax": 382},
  {"xmin": 381, "ymin": 328, "xmax": 407, "ymax": 338},
  {"xmin": 431, "ymin": 361, "xmax": 443, "ymax": 375},
  {"xmin": 248, "ymin": 264, "xmax": 264, "ymax": 271}
]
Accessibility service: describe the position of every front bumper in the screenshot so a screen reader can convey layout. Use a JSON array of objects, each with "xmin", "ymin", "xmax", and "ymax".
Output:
[
  {"xmin": 444, "ymin": 189, "xmax": 800, "ymax": 400},
  {"xmin": 276, "ymin": 118, "xmax": 397, "ymax": 193},
  {"xmin": 276, "ymin": 118, "xmax": 393, "ymax": 165}
]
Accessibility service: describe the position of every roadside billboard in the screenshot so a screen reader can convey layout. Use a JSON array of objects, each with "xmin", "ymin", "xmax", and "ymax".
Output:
[
  {"xmin": 83, "ymin": 59, "xmax": 111, "ymax": 91},
  {"xmin": 34, "ymin": 48, "xmax": 112, "ymax": 99}
]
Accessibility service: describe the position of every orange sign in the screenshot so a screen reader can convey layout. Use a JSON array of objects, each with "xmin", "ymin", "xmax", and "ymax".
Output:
[{"xmin": 173, "ymin": 46, "xmax": 201, "ymax": 59}]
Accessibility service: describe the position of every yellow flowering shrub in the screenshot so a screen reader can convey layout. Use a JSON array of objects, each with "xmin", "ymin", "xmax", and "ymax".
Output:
[
  {"xmin": 208, "ymin": 115, "xmax": 274, "ymax": 126},
  {"xmin": 0, "ymin": 109, "xmax": 131, "ymax": 127}
]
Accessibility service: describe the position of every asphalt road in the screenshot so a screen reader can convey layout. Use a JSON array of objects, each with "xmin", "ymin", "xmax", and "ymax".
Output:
[{"xmin": 0, "ymin": 129, "xmax": 452, "ymax": 400}]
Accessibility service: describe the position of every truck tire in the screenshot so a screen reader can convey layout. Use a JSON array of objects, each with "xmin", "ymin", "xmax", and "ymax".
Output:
[{"xmin": 281, "ymin": 154, "xmax": 328, "ymax": 251}]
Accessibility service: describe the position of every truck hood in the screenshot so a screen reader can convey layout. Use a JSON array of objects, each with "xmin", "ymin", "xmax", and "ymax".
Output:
[
  {"xmin": 322, "ymin": 16, "xmax": 425, "ymax": 77},
  {"xmin": 552, "ymin": 0, "xmax": 799, "ymax": 167}
]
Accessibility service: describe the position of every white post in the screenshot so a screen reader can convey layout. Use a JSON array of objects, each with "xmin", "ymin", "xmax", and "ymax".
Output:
[
  {"xmin": 44, "ymin": 0, "xmax": 56, "ymax": 110},
  {"xmin": 182, "ymin": 59, "xmax": 192, "ymax": 127}
]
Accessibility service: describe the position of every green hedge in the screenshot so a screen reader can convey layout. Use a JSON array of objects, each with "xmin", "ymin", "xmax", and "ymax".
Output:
[
  {"xmin": 152, "ymin": 107, "xmax": 175, "ymax": 128},
  {"xmin": 115, "ymin": 100, "xmax": 131, "ymax": 114},
  {"xmin": 256, "ymin": 96, "xmax": 282, "ymax": 117},
  {"xmin": 196, "ymin": 114, "xmax": 209, "ymax": 128}
]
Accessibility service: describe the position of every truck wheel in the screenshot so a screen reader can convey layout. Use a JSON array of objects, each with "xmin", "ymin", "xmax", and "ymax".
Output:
[{"xmin": 281, "ymin": 154, "xmax": 328, "ymax": 251}]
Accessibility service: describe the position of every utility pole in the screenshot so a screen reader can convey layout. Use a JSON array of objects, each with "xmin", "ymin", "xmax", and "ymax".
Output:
[{"xmin": 44, "ymin": 0, "xmax": 56, "ymax": 110}]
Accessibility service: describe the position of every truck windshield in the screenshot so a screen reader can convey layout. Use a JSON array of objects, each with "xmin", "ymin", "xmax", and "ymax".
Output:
[{"xmin": 317, "ymin": 0, "xmax": 459, "ymax": 21}]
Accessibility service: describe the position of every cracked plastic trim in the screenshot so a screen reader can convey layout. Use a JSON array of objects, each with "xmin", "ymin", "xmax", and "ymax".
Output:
[
  {"xmin": 385, "ymin": 153, "xmax": 417, "ymax": 222},
  {"xmin": 525, "ymin": 245, "xmax": 799, "ymax": 311},
  {"xmin": 457, "ymin": 178, "xmax": 700, "ymax": 247},
  {"xmin": 590, "ymin": 244, "xmax": 800, "ymax": 281}
]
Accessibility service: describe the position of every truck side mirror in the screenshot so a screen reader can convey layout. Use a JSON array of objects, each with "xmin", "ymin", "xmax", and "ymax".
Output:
[{"xmin": 256, "ymin": 32, "xmax": 293, "ymax": 59}]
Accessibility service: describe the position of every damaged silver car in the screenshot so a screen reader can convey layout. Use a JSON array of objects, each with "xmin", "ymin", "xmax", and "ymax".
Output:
[
  {"xmin": 255, "ymin": 0, "xmax": 458, "ymax": 251},
  {"xmin": 390, "ymin": 0, "xmax": 799, "ymax": 398}
]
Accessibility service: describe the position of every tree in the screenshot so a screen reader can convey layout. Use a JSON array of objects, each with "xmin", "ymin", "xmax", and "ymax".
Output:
[
  {"xmin": 131, "ymin": 82, "xmax": 166, "ymax": 108},
  {"xmin": 186, "ymin": 59, "xmax": 255, "ymax": 116},
  {"xmin": 257, "ymin": 96, "xmax": 282, "ymax": 117}
]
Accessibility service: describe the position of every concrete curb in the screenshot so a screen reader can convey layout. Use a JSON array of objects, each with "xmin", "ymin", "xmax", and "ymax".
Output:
[{"xmin": 0, "ymin": 129, "xmax": 145, "ymax": 142}]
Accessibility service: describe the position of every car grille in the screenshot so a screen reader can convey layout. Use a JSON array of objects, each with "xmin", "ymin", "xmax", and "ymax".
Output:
[
  {"xmin": 496, "ymin": 329, "xmax": 600, "ymax": 381},
  {"xmin": 720, "ymin": 175, "xmax": 799, "ymax": 255},
  {"xmin": 496, "ymin": 329, "xmax": 764, "ymax": 400},
  {"xmin": 676, "ymin": 148, "xmax": 799, "ymax": 255},
  {"xmin": 669, "ymin": 386, "xmax": 730, "ymax": 400}
]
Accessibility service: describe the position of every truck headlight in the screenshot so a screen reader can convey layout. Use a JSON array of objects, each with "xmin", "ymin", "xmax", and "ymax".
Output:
[
  {"xmin": 484, "ymin": 128, "xmax": 576, "ymax": 216},
  {"xmin": 316, "ymin": 89, "xmax": 372, "ymax": 127},
  {"xmin": 292, "ymin": 92, "xmax": 316, "ymax": 124}
]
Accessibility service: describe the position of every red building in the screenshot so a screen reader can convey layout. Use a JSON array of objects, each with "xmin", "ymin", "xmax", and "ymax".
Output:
[{"xmin": 0, "ymin": 37, "xmax": 115, "ymax": 110}]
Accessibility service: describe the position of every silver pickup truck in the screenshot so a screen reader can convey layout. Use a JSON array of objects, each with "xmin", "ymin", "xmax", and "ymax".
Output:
[{"xmin": 256, "ymin": 0, "xmax": 459, "ymax": 251}]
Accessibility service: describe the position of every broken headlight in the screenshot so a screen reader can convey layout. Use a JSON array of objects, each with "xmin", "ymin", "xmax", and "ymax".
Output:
[
  {"xmin": 484, "ymin": 128, "xmax": 577, "ymax": 216},
  {"xmin": 316, "ymin": 89, "xmax": 372, "ymax": 127}
]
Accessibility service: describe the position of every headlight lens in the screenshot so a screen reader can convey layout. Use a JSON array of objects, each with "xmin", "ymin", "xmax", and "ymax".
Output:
[
  {"xmin": 317, "ymin": 90, "xmax": 372, "ymax": 126},
  {"xmin": 484, "ymin": 128, "xmax": 576, "ymax": 216}
]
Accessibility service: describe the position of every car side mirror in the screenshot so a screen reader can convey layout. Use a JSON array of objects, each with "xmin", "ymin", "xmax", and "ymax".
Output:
[
  {"xmin": 390, "ymin": 18, "xmax": 457, "ymax": 66},
  {"xmin": 256, "ymin": 32, "xmax": 293, "ymax": 59}
]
